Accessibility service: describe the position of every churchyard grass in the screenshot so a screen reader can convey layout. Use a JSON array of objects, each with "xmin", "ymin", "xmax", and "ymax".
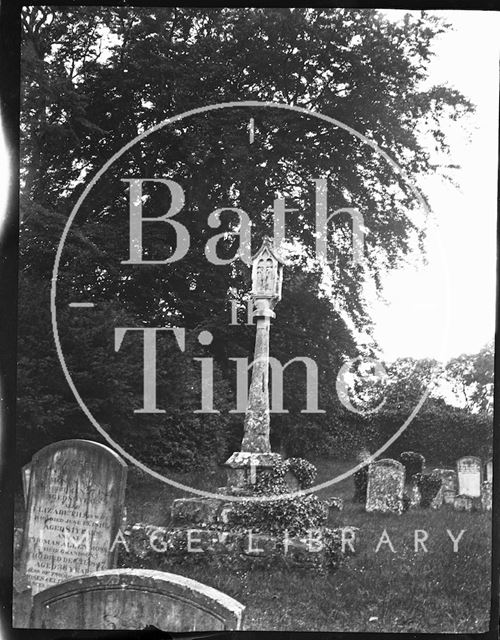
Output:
[
  {"xmin": 14, "ymin": 458, "xmax": 491, "ymax": 632},
  {"xmin": 121, "ymin": 459, "xmax": 491, "ymax": 632}
]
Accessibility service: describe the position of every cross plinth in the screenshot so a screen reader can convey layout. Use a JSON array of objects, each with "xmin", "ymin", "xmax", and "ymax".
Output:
[{"xmin": 225, "ymin": 238, "xmax": 286, "ymax": 490}]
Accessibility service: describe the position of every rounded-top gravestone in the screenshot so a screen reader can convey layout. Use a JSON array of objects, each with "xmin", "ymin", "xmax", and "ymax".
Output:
[
  {"xmin": 366, "ymin": 459, "xmax": 405, "ymax": 514},
  {"xmin": 456, "ymin": 456, "xmax": 482, "ymax": 498},
  {"xmin": 20, "ymin": 440, "xmax": 128, "ymax": 596},
  {"xmin": 31, "ymin": 569, "xmax": 245, "ymax": 630}
]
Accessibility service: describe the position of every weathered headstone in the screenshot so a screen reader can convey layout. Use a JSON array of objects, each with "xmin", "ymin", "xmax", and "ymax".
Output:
[
  {"xmin": 30, "ymin": 569, "xmax": 245, "ymax": 630},
  {"xmin": 454, "ymin": 495, "xmax": 473, "ymax": 512},
  {"xmin": 482, "ymin": 481, "xmax": 492, "ymax": 511},
  {"xmin": 433, "ymin": 469, "xmax": 457, "ymax": 505},
  {"xmin": 19, "ymin": 440, "xmax": 127, "ymax": 597},
  {"xmin": 485, "ymin": 458, "xmax": 493, "ymax": 483},
  {"xmin": 366, "ymin": 459, "xmax": 405, "ymax": 514},
  {"xmin": 457, "ymin": 456, "xmax": 482, "ymax": 498}
]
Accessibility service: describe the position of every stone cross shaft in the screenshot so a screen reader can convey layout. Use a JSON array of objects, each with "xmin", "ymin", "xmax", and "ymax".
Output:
[
  {"xmin": 240, "ymin": 237, "xmax": 284, "ymax": 454},
  {"xmin": 224, "ymin": 237, "xmax": 284, "ymax": 487},
  {"xmin": 241, "ymin": 305, "xmax": 272, "ymax": 453}
]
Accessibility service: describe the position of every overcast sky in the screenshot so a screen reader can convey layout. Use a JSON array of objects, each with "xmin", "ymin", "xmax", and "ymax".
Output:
[
  {"xmin": 1, "ymin": 9, "xmax": 498, "ymax": 363},
  {"xmin": 372, "ymin": 10, "xmax": 499, "ymax": 362}
]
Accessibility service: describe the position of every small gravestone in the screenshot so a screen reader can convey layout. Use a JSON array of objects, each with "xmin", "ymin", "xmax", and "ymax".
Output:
[
  {"xmin": 485, "ymin": 458, "xmax": 493, "ymax": 483},
  {"xmin": 19, "ymin": 440, "xmax": 127, "ymax": 597},
  {"xmin": 482, "ymin": 481, "xmax": 492, "ymax": 511},
  {"xmin": 435, "ymin": 469, "xmax": 458, "ymax": 505},
  {"xmin": 432, "ymin": 469, "xmax": 457, "ymax": 506},
  {"xmin": 457, "ymin": 456, "xmax": 482, "ymax": 498},
  {"xmin": 366, "ymin": 459, "xmax": 405, "ymax": 514},
  {"xmin": 30, "ymin": 569, "xmax": 245, "ymax": 630},
  {"xmin": 454, "ymin": 495, "xmax": 473, "ymax": 512}
]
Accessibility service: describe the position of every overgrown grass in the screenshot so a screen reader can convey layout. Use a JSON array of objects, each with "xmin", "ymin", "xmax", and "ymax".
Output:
[
  {"xmin": 122, "ymin": 459, "xmax": 492, "ymax": 632},
  {"xmin": 13, "ymin": 458, "xmax": 491, "ymax": 631}
]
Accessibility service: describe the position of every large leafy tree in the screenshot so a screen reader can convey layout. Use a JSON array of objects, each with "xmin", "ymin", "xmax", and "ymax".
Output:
[
  {"xmin": 445, "ymin": 342, "xmax": 494, "ymax": 414},
  {"xmin": 18, "ymin": 7, "xmax": 473, "ymax": 465}
]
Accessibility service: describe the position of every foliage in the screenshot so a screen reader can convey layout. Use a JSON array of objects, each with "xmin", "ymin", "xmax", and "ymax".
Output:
[
  {"xmin": 445, "ymin": 342, "xmax": 494, "ymax": 414},
  {"xmin": 399, "ymin": 451, "xmax": 425, "ymax": 481},
  {"xmin": 285, "ymin": 457, "xmax": 317, "ymax": 489},
  {"xmin": 18, "ymin": 7, "xmax": 476, "ymax": 466},
  {"xmin": 353, "ymin": 466, "xmax": 369, "ymax": 503},
  {"xmin": 402, "ymin": 493, "xmax": 411, "ymax": 512},
  {"xmin": 16, "ymin": 275, "xmax": 236, "ymax": 467},
  {"xmin": 250, "ymin": 457, "xmax": 317, "ymax": 495},
  {"xmin": 251, "ymin": 459, "xmax": 290, "ymax": 495},
  {"xmin": 415, "ymin": 472, "xmax": 442, "ymax": 508},
  {"xmin": 361, "ymin": 399, "xmax": 492, "ymax": 465}
]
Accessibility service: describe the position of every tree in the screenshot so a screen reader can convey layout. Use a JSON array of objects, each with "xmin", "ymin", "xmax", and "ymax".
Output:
[
  {"xmin": 445, "ymin": 342, "xmax": 494, "ymax": 414},
  {"xmin": 18, "ymin": 8, "xmax": 474, "ymax": 464}
]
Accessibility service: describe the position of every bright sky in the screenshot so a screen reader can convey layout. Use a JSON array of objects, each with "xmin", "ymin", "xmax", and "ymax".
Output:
[
  {"xmin": 0, "ymin": 10, "xmax": 497, "ymax": 363},
  {"xmin": 372, "ymin": 10, "xmax": 499, "ymax": 362}
]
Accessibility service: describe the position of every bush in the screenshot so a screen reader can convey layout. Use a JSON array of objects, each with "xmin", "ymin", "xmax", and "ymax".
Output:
[
  {"xmin": 252, "ymin": 457, "xmax": 318, "ymax": 495},
  {"xmin": 373, "ymin": 402, "xmax": 492, "ymax": 465},
  {"xmin": 415, "ymin": 472, "xmax": 442, "ymax": 508},
  {"xmin": 353, "ymin": 466, "xmax": 368, "ymax": 503},
  {"xmin": 252, "ymin": 459, "xmax": 290, "ymax": 495},
  {"xmin": 286, "ymin": 458, "xmax": 317, "ymax": 488},
  {"xmin": 402, "ymin": 493, "xmax": 411, "ymax": 512},
  {"xmin": 400, "ymin": 451, "xmax": 425, "ymax": 481}
]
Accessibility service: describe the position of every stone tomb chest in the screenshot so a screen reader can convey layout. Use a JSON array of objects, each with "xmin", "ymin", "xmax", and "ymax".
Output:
[{"xmin": 31, "ymin": 569, "xmax": 245, "ymax": 630}]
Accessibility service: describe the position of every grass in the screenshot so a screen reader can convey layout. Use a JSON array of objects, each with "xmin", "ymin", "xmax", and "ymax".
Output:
[
  {"xmin": 121, "ymin": 459, "xmax": 492, "ymax": 633},
  {"xmin": 13, "ymin": 458, "xmax": 491, "ymax": 632}
]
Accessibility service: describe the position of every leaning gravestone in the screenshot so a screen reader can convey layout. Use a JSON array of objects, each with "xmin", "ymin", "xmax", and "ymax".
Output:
[
  {"xmin": 457, "ymin": 456, "xmax": 482, "ymax": 498},
  {"xmin": 30, "ymin": 569, "xmax": 245, "ymax": 630},
  {"xmin": 20, "ymin": 440, "xmax": 127, "ymax": 597},
  {"xmin": 366, "ymin": 459, "xmax": 405, "ymax": 514}
]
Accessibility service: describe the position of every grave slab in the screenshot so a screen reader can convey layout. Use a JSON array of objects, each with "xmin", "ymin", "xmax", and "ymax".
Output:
[{"xmin": 30, "ymin": 568, "xmax": 245, "ymax": 630}]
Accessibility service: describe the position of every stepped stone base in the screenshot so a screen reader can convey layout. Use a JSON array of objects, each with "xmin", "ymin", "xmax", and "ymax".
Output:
[
  {"xmin": 171, "ymin": 493, "xmax": 344, "ymax": 530},
  {"xmin": 121, "ymin": 524, "xmax": 347, "ymax": 572},
  {"xmin": 166, "ymin": 452, "xmax": 344, "ymax": 571}
]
